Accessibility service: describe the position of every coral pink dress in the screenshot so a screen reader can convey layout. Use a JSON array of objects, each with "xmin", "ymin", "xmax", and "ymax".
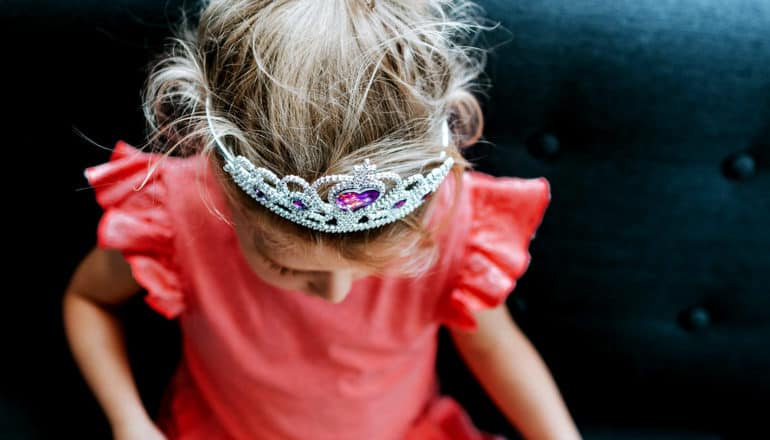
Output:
[{"xmin": 85, "ymin": 141, "xmax": 551, "ymax": 440}]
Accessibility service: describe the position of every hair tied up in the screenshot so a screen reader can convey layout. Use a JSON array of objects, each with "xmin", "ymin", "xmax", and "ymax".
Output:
[{"xmin": 447, "ymin": 90, "xmax": 484, "ymax": 148}]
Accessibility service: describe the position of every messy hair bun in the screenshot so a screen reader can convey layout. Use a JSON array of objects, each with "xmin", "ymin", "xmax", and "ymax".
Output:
[
  {"xmin": 143, "ymin": 0, "xmax": 492, "ymax": 276},
  {"xmin": 447, "ymin": 89, "xmax": 484, "ymax": 148}
]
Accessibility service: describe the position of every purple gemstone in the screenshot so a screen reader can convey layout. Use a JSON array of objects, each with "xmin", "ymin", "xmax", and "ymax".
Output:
[
  {"xmin": 292, "ymin": 199, "xmax": 307, "ymax": 210},
  {"xmin": 256, "ymin": 190, "xmax": 265, "ymax": 198},
  {"xmin": 336, "ymin": 190, "xmax": 380, "ymax": 212},
  {"xmin": 422, "ymin": 192, "xmax": 432, "ymax": 200},
  {"xmin": 393, "ymin": 199, "xmax": 406, "ymax": 209}
]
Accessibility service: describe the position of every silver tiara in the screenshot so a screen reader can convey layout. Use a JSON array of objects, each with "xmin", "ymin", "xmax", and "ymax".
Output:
[{"xmin": 205, "ymin": 99, "xmax": 455, "ymax": 233}]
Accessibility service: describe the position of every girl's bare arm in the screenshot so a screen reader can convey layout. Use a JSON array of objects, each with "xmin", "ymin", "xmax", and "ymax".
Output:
[
  {"xmin": 62, "ymin": 246, "xmax": 158, "ymax": 432},
  {"xmin": 450, "ymin": 304, "xmax": 582, "ymax": 440}
]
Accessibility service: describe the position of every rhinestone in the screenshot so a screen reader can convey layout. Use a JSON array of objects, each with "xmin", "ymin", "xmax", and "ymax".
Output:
[{"xmin": 336, "ymin": 190, "xmax": 380, "ymax": 212}]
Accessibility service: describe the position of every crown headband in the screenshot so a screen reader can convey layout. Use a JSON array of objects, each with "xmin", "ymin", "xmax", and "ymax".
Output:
[{"xmin": 205, "ymin": 99, "xmax": 455, "ymax": 233}]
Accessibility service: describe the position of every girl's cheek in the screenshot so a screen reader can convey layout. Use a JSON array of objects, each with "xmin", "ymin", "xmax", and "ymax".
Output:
[{"xmin": 241, "ymin": 252, "xmax": 271, "ymax": 279}]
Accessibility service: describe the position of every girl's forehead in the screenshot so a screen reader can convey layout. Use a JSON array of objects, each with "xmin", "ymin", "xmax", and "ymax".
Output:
[
  {"xmin": 230, "ymin": 200, "xmax": 394, "ymax": 271},
  {"xmin": 252, "ymin": 230, "xmax": 365, "ymax": 272},
  {"xmin": 250, "ymin": 224, "xmax": 295, "ymax": 251},
  {"xmin": 245, "ymin": 221, "xmax": 338, "ymax": 258}
]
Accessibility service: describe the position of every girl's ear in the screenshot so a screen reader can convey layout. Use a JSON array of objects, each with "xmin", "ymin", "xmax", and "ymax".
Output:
[{"xmin": 447, "ymin": 90, "xmax": 484, "ymax": 148}]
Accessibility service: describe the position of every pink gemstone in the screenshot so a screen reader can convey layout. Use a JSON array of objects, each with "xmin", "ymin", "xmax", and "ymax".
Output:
[
  {"xmin": 393, "ymin": 199, "xmax": 406, "ymax": 208},
  {"xmin": 422, "ymin": 192, "xmax": 432, "ymax": 200},
  {"xmin": 336, "ymin": 190, "xmax": 380, "ymax": 211}
]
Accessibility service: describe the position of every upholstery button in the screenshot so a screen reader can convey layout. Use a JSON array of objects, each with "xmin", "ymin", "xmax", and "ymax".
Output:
[
  {"xmin": 511, "ymin": 295, "xmax": 527, "ymax": 314},
  {"xmin": 527, "ymin": 132, "xmax": 560, "ymax": 160},
  {"xmin": 678, "ymin": 306, "xmax": 711, "ymax": 331},
  {"xmin": 722, "ymin": 152, "xmax": 756, "ymax": 180}
]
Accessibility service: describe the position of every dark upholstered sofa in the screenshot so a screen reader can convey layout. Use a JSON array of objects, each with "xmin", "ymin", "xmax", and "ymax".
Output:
[{"xmin": 2, "ymin": 1, "xmax": 768, "ymax": 438}]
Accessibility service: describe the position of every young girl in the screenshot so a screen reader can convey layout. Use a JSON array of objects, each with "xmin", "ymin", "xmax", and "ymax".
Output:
[{"xmin": 63, "ymin": 0, "xmax": 581, "ymax": 439}]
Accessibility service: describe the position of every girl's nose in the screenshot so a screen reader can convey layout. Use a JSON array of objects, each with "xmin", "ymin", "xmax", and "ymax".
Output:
[{"xmin": 307, "ymin": 271, "xmax": 354, "ymax": 303}]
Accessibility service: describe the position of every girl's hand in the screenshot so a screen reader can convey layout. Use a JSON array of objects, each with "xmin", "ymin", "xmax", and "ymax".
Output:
[{"xmin": 112, "ymin": 419, "xmax": 168, "ymax": 440}]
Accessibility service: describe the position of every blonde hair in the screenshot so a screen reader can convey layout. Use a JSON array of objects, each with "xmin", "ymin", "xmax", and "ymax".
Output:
[{"xmin": 143, "ymin": 0, "xmax": 492, "ymax": 277}]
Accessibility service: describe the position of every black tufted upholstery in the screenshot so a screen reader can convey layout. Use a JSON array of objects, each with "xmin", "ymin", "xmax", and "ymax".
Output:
[{"xmin": 3, "ymin": 1, "xmax": 768, "ymax": 439}]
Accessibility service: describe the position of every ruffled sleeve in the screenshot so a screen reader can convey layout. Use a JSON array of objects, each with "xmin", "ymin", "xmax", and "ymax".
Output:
[
  {"xmin": 84, "ymin": 141, "xmax": 185, "ymax": 319},
  {"xmin": 437, "ymin": 172, "xmax": 551, "ymax": 331}
]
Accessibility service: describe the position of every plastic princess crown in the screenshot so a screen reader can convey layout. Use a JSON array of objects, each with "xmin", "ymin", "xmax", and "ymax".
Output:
[{"xmin": 205, "ymin": 99, "xmax": 455, "ymax": 233}]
